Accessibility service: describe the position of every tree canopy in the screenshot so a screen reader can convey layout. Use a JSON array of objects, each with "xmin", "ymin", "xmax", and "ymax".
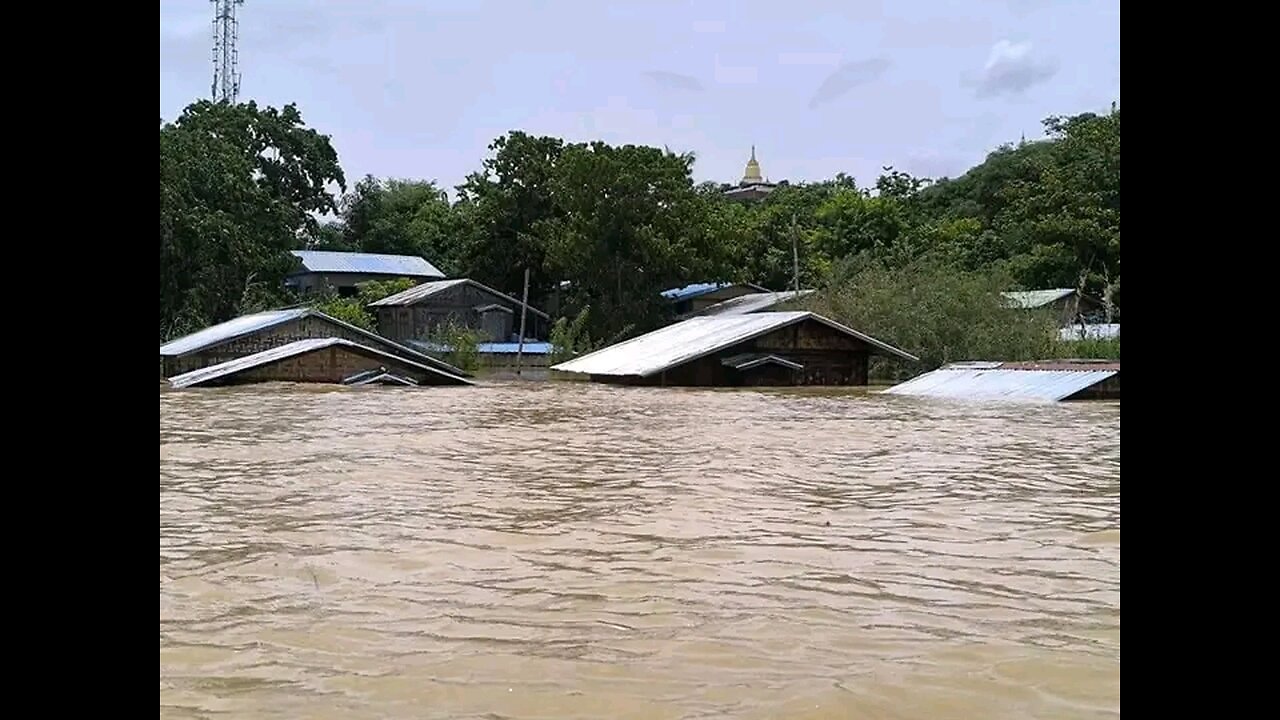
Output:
[{"xmin": 160, "ymin": 99, "xmax": 1120, "ymax": 354}]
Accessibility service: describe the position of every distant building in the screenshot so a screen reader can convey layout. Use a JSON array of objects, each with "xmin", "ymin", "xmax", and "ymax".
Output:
[
  {"xmin": 551, "ymin": 311, "xmax": 917, "ymax": 387},
  {"xmin": 662, "ymin": 282, "xmax": 772, "ymax": 315},
  {"xmin": 1002, "ymin": 288, "xmax": 1108, "ymax": 326},
  {"xmin": 159, "ymin": 307, "xmax": 466, "ymax": 379},
  {"xmin": 368, "ymin": 278, "xmax": 551, "ymax": 345},
  {"xmin": 286, "ymin": 250, "xmax": 445, "ymax": 297},
  {"xmin": 679, "ymin": 290, "xmax": 815, "ymax": 320},
  {"xmin": 723, "ymin": 146, "xmax": 778, "ymax": 202},
  {"xmin": 168, "ymin": 338, "xmax": 472, "ymax": 389}
]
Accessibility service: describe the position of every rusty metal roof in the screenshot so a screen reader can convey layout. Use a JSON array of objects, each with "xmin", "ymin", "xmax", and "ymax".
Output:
[
  {"xmin": 168, "ymin": 338, "xmax": 473, "ymax": 389},
  {"xmin": 551, "ymin": 311, "xmax": 917, "ymax": 378},
  {"xmin": 884, "ymin": 361, "xmax": 1118, "ymax": 402}
]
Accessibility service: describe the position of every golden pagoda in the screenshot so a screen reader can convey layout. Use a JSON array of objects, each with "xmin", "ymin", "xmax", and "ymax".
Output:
[{"xmin": 725, "ymin": 145, "xmax": 777, "ymax": 202}]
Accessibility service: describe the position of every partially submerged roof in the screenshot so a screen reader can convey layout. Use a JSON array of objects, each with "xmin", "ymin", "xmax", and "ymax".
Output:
[
  {"xmin": 341, "ymin": 368, "xmax": 419, "ymax": 386},
  {"xmin": 721, "ymin": 353, "xmax": 804, "ymax": 372},
  {"xmin": 660, "ymin": 282, "xmax": 771, "ymax": 302},
  {"xmin": 1001, "ymin": 288, "xmax": 1077, "ymax": 308},
  {"xmin": 290, "ymin": 250, "xmax": 444, "ymax": 279},
  {"xmin": 168, "ymin": 338, "xmax": 473, "ymax": 389},
  {"xmin": 884, "ymin": 360, "xmax": 1119, "ymax": 402},
  {"xmin": 683, "ymin": 290, "xmax": 815, "ymax": 318},
  {"xmin": 368, "ymin": 278, "xmax": 550, "ymax": 319},
  {"xmin": 159, "ymin": 308, "xmax": 309, "ymax": 357},
  {"xmin": 551, "ymin": 311, "xmax": 917, "ymax": 378},
  {"xmin": 159, "ymin": 307, "xmax": 469, "ymax": 377}
]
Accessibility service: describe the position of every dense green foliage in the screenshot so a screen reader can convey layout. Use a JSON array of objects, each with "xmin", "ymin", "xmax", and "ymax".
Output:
[
  {"xmin": 308, "ymin": 278, "xmax": 416, "ymax": 332},
  {"xmin": 161, "ymin": 99, "xmax": 1119, "ymax": 366}
]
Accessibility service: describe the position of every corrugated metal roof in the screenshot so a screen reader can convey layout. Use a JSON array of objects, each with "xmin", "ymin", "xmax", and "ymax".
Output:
[
  {"xmin": 341, "ymin": 369, "xmax": 419, "ymax": 386},
  {"xmin": 368, "ymin": 278, "xmax": 550, "ymax": 319},
  {"xmin": 159, "ymin": 308, "xmax": 470, "ymax": 377},
  {"xmin": 721, "ymin": 353, "xmax": 804, "ymax": 371},
  {"xmin": 1059, "ymin": 323, "xmax": 1121, "ymax": 341},
  {"xmin": 683, "ymin": 290, "xmax": 815, "ymax": 318},
  {"xmin": 551, "ymin": 311, "xmax": 917, "ymax": 377},
  {"xmin": 660, "ymin": 282, "xmax": 770, "ymax": 301},
  {"xmin": 290, "ymin": 250, "xmax": 444, "ymax": 278},
  {"xmin": 159, "ymin": 308, "xmax": 310, "ymax": 356},
  {"xmin": 407, "ymin": 340, "xmax": 554, "ymax": 355},
  {"xmin": 884, "ymin": 362, "xmax": 1118, "ymax": 402},
  {"xmin": 169, "ymin": 338, "xmax": 472, "ymax": 388},
  {"xmin": 1002, "ymin": 288, "xmax": 1076, "ymax": 308}
]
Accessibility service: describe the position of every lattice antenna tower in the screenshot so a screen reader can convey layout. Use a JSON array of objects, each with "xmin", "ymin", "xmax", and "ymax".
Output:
[{"xmin": 210, "ymin": 0, "xmax": 245, "ymax": 103}]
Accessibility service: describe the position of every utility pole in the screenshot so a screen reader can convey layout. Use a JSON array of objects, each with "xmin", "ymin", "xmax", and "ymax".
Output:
[{"xmin": 515, "ymin": 267, "xmax": 531, "ymax": 377}]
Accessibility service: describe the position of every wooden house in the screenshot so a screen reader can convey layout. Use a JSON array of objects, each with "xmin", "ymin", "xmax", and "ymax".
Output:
[
  {"xmin": 369, "ymin": 278, "xmax": 551, "ymax": 344},
  {"xmin": 551, "ymin": 311, "xmax": 916, "ymax": 387}
]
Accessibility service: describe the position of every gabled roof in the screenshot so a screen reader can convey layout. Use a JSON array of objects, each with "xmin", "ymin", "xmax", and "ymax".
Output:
[
  {"xmin": 1001, "ymin": 288, "xmax": 1077, "ymax": 308},
  {"xmin": 289, "ymin": 250, "xmax": 444, "ymax": 278},
  {"xmin": 660, "ymin": 282, "xmax": 772, "ymax": 302},
  {"xmin": 158, "ymin": 307, "xmax": 469, "ymax": 377},
  {"xmin": 159, "ymin": 308, "xmax": 310, "ymax": 357},
  {"xmin": 884, "ymin": 361, "xmax": 1118, "ymax": 402},
  {"xmin": 368, "ymin": 278, "xmax": 550, "ymax": 319},
  {"xmin": 168, "ymin": 338, "xmax": 473, "ymax": 389},
  {"xmin": 551, "ymin": 311, "xmax": 917, "ymax": 378}
]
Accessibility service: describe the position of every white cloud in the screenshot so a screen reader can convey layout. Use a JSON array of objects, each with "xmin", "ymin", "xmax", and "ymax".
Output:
[{"xmin": 975, "ymin": 40, "xmax": 1058, "ymax": 98}]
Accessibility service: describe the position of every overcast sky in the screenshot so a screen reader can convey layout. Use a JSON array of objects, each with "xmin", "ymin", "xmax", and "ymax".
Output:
[{"xmin": 160, "ymin": 0, "xmax": 1120, "ymax": 193}]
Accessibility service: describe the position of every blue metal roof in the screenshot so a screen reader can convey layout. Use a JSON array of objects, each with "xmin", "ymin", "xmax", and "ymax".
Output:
[
  {"xmin": 290, "ymin": 250, "xmax": 444, "ymax": 278},
  {"xmin": 660, "ymin": 282, "xmax": 769, "ymax": 302},
  {"xmin": 408, "ymin": 340, "xmax": 553, "ymax": 355}
]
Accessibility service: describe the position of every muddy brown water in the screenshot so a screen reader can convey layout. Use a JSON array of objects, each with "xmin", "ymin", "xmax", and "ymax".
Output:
[{"xmin": 160, "ymin": 382, "xmax": 1120, "ymax": 719}]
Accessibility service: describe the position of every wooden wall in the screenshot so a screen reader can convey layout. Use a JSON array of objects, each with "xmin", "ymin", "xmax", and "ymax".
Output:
[{"xmin": 375, "ymin": 283, "xmax": 549, "ymax": 343}]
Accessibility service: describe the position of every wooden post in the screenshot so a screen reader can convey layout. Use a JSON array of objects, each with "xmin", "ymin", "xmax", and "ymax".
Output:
[{"xmin": 515, "ymin": 267, "xmax": 531, "ymax": 377}]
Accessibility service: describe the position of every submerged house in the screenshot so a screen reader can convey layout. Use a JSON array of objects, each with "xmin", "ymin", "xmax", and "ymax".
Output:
[
  {"xmin": 285, "ymin": 250, "xmax": 445, "ymax": 296},
  {"xmin": 662, "ymin": 282, "xmax": 772, "ymax": 315},
  {"xmin": 680, "ymin": 289, "xmax": 815, "ymax": 319},
  {"xmin": 168, "ymin": 338, "xmax": 472, "ymax": 389},
  {"xmin": 159, "ymin": 307, "xmax": 468, "ymax": 380},
  {"xmin": 1002, "ymin": 288, "xmax": 1107, "ymax": 327},
  {"xmin": 368, "ymin": 278, "xmax": 551, "ymax": 346},
  {"xmin": 885, "ymin": 360, "xmax": 1119, "ymax": 402},
  {"xmin": 551, "ymin": 311, "xmax": 916, "ymax": 387}
]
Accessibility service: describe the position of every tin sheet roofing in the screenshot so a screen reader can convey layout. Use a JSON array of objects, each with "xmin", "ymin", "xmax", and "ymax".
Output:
[
  {"xmin": 408, "ymin": 340, "xmax": 554, "ymax": 355},
  {"xmin": 368, "ymin": 278, "xmax": 550, "ymax": 319},
  {"xmin": 551, "ymin": 311, "xmax": 917, "ymax": 377},
  {"xmin": 1001, "ymin": 288, "xmax": 1076, "ymax": 308},
  {"xmin": 884, "ymin": 362, "xmax": 1118, "ymax": 402},
  {"xmin": 159, "ymin": 307, "xmax": 470, "ymax": 377},
  {"xmin": 159, "ymin": 308, "xmax": 310, "ymax": 357},
  {"xmin": 290, "ymin": 250, "xmax": 444, "ymax": 278},
  {"xmin": 660, "ymin": 282, "xmax": 770, "ymax": 301},
  {"xmin": 684, "ymin": 290, "xmax": 815, "ymax": 318},
  {"xmin": 169, "ymin": 338, "xmax": 472, "ymax": 389}
]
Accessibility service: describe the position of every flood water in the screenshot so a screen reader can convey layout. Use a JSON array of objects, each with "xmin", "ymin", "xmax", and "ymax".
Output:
[{"xmin": 159, "ymin": 382, "xmax": 1120, "ymax": 719}]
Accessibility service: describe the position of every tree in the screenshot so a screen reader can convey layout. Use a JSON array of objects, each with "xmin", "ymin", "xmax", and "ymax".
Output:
[{"xmin": 159, "ymin": 100, "xmax": 345, "ymax": 338}]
